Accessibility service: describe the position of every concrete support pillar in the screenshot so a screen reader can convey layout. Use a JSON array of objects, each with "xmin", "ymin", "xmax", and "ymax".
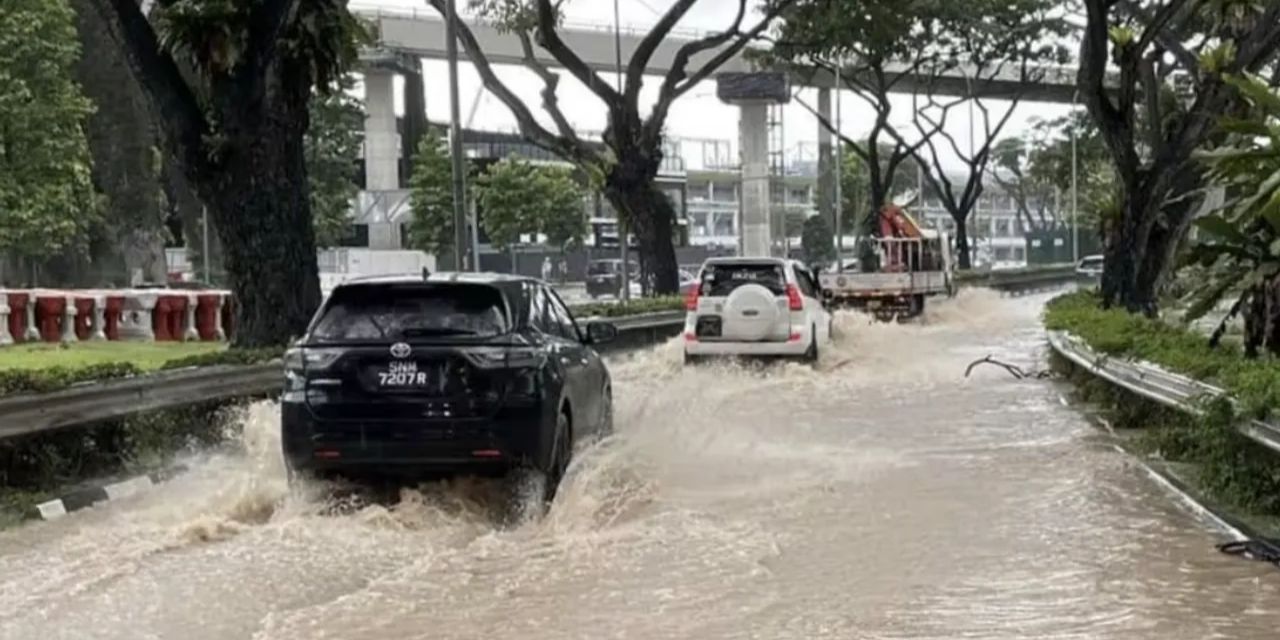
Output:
[
  {"xmin": 816, "ymin": 87, "xmax": 834, "ymax": 225},
  {"xmin": 90, "ymin": 295, "xmax": 108, "ymax": 341},
  {"xmin": 60, "ymin": 296, "xmax": 78, "ymax": 343},
  {"xmin": 364, "ymin": 70, "xmax": 401, "ymax": 192},
  {"xmin": 0, "ymin": 293, "xmax": 11, "ymax": 346},
  {"xmin": 739, "ymin": 103, "xmax": 772, "ymax": 257}
]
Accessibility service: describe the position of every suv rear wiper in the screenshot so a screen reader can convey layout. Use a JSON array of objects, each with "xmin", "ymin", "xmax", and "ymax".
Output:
[{"xmin": 400, "ymin": 327, "xmax": 478, "ymax": 337}]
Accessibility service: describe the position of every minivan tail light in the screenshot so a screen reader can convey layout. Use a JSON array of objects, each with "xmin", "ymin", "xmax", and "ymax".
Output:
[
  {"xmin": 786, "ymin": 284, "xmax": 804, "ymax": 311},
  {"xmin": 283, "ymin": 347, "xmax": 342, "ymax": 372},
  {"xmin": 685, "ymin": 284, "xmax": 700, "ymax": 311},
  {"xmin": 464, "ymin": 346, "xmax": 545, "ymax": 369}
]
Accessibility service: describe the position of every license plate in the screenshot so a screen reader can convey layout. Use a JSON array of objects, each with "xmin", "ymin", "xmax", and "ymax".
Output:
[{"xmin": 377, "ymin": 360, "xmax": 431, "ymax": 388}]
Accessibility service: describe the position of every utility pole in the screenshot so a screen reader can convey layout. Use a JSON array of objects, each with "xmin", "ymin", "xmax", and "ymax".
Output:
[
  {"xmin": 201, "ymin": 206, "xmax": 210, "ymax": 282},
  {"xmin": 613, "ymin": 0, "xmax": 630, "ymax": 300},
  {"xmin": 1071, "ymin": 91, "xmax": 1080, "ymax": 265},
  {"xmin": 445, "ymin": 0, "xmax": 469, "ymax": 272},
  {"xmin": 833, "ymin": 68, "xmax": 844, "ymax": 261}
]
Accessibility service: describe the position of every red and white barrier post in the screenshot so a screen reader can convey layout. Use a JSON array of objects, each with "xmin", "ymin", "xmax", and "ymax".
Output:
[
  {"xmin": 60, "ymin": 295, "xmax": 78, "ymax": 343},
  {"xmin": 90, "ymin": 295, "xmax": 108, "ymax": 341},
  {"xmin": 0, "ymin": 293, "xmax": 11, "ymax": 346}
]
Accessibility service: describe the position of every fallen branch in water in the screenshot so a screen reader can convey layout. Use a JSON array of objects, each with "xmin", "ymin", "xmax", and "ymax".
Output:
[{"xmin": 965, "ymin": 355, "xmax": 1054, "ymax": 380}]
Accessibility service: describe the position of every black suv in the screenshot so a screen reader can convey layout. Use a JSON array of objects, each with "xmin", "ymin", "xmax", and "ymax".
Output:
[{"xmin": 281, "ymin": 273, "xmax": 618, "ymax": 499}]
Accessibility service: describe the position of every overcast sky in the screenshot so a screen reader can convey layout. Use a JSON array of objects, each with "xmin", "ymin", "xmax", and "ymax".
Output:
[{"xmin": 357, "ymin": 0, "xmax": 1078, "ymax": 171}]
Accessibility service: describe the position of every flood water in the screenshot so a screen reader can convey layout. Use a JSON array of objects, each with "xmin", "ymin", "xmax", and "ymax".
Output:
[{"xmin": 1, "ymin": 290, "xmax": 1277, "ymax": 639}]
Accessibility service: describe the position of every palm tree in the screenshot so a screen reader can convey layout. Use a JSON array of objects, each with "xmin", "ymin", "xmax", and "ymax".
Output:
[{"xmin": 1184, "ymin": 75, "xmax": 1280, "ymax": 357}]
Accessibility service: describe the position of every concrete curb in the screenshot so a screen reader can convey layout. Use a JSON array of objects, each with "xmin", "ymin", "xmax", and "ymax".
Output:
[{"xmin": 31, "ymin": 465, "xmax": 188, "ymax": 521}]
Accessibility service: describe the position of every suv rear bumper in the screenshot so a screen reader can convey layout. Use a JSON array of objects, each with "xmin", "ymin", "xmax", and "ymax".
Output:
[
  {"xmin": 281, "ymin": 402, "xmax": 550, "ymax": 475},
  {"xmin": 683, "ymin": 322, "xmax": 813, "ymax": 357}
]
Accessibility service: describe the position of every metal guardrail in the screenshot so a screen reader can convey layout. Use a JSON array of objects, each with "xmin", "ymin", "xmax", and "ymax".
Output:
[
  {"xmin": 0, "ymin": 313, "xmax": 689, "ymax": 440},
  {"xmin": 1047, "ymin": 331, "xmax": 1280, "ymax": 455},
  {"xmin": 0, "ymin": 363, "xmax": 281, "ymax": 441}
]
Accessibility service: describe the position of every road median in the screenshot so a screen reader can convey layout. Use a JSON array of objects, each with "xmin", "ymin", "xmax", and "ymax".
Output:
[{"xmin": 1045, "ymin": 290, "xmax": 1280, "ymax": 543}]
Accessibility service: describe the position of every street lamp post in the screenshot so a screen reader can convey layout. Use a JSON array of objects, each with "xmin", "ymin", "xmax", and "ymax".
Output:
[
  {"xmin": 1071, "ymin": 91, "xmax": 1080, "ymax": 266},
  {"xmin": 613, "ymin": 0, "xmax": 631, "ymax": 300},
  {"xmin": 445, "ymin": 0, "xmax": 469, "ymax": 272},
  {"xmin": 833, "ymin": 68, "xmax": 843, "ymax": 260}
]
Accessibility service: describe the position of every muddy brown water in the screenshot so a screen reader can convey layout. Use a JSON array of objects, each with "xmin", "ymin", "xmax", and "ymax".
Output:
[{"xmin": 1, "ymin": 290, "xmax": 1277, "ymax": 639}]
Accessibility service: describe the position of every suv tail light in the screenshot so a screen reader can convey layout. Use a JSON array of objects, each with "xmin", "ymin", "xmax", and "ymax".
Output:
[
  {"xmin": 786, "ymin": 284, "xmax": 804, "ymax": 311},
  {"xmin": 685, "ymin": 284, "xmax": 700, "ymax": 311}
]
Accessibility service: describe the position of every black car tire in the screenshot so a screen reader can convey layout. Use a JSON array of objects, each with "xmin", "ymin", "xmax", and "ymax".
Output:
[
  {"xmin": 509, "ymin": 409, "xmax": 573, "ymax": 519},
  {"xmin": 544, "ymin": 410, "xmax": 573, "ymax": 502},
  {"xmin": 600, "ymin": 387, "xmax": 614, "ymax": 437},
  {"xmin": 802, "ymin": 326, "xmax": 819, "ymax": 364}
]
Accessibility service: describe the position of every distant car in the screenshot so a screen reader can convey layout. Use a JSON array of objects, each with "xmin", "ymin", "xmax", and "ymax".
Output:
[
  {"xmin": 1076, "ymin": 255, "xmax": 1104, "ymax": 277},
  {"xmin": 678, "ymin": 269, "xmax": 698, "ymax": 296},
  {"xmin": 586, "ymin": 259, "xmax": 626, "ymax": 299},
  {"xmin": 281, "ymin": 272, "xmax": 619, "ymax": 504},
  {"xmin": 683, "ymin": 257, "xmax": 833, "ymax": 365}
]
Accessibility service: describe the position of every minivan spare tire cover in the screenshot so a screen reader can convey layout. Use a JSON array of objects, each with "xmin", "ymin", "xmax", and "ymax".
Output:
[{"xmin": 722, "ymin": 283, "xmax": 780, "ymax": 341}]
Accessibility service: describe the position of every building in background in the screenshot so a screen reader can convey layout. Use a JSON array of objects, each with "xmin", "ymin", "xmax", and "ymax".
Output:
[{"xmin": 681, "ymin": 137, "xmax": 1059, "ymax": 268}]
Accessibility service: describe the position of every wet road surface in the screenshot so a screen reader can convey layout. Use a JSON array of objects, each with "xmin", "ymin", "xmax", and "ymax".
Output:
[{"xmin": 1, "ymin": 290, "xmax": 1277, "ymax": 639}]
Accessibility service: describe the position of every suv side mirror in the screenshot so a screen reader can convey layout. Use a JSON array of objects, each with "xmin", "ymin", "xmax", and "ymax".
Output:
[{"xmin": 584, "ymin": 321, "xmax": 619, "ymax": 345}]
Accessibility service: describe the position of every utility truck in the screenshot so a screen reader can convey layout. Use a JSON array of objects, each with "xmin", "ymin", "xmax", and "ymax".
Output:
[{"xmin": 818, "ymin": 204, "xmax": 955, "ymax": 319}]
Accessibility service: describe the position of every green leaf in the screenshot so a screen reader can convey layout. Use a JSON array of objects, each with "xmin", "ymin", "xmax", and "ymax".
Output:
[{"xmin": 1195, "ymin": 214, "xmax": 1249, "ymax": 243}]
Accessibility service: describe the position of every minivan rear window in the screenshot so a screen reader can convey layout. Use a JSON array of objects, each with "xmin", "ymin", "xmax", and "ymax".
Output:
[
  {"xmin": 588, "ymin": 261, "xmax": 619, "ymax": 275},
  {"xmin": 311, "ymin": 284, "xmax": 509, "ymax": 341},
  {"xmin": 701, "ymin": 263, "xmax": 787, "ymax": 296}
]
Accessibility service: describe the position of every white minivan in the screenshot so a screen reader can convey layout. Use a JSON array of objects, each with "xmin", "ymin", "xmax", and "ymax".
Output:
[{"xmin": 683, "ymin": 257, "xmax": 833, "ymax": 365}]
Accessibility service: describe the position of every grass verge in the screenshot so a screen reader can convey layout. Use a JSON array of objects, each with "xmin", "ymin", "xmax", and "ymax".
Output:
[
  {"xmin": 0, "ymin": 341, "xmax": 223, "ymax": 371},
  {"xmin": 0, "ymin": 344, "xmax": 281, "ymax": 397}
]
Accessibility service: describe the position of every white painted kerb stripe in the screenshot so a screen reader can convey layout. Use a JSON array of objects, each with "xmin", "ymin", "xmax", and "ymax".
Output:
[{"xmin": 35, "ymin": 500, "xmax": 67, "ymax": 521}]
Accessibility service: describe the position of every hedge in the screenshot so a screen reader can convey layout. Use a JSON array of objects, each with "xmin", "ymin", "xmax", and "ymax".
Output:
[
  {"xmin": 569, "ymin": 296, "xmax": 685, "ymax": 319},
  {"xmin": 0, "ymin": 348, "xmax": 282, "ymax": 397},
  {"xmin": 1045, "ymin": 290, "xmax": 1280, "ymax": 419}
]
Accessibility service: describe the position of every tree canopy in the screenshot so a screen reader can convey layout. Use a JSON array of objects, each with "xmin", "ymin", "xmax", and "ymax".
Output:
[
  {"xmin": 1183, "ymin": 74, "xmax": 1280, "ymax": 356},
  {"xmin": 407, "ymin": 129, "xmax": 457, "ymax": 257},
  {"xmin": 476, "ymin": 156, "xmax": 587, "ymax": 253},
  {"xmin": 90, "ymin": 0, "xmax": 368, "ymax": 346},
  {"xmin": 431, "ymin": 0, "xmax": 795, "ymax": 293},
  {"xmin": 307, "ymin": 76, "xmax": 364, "ymax": 249},
  {"xmin": 772, "ymin": 0, "xmax": 1067, "ymax": 253},
  {"xmin": 0, "ymin": 0, "xmax": 98, "ymax": 266},
  {"xmin": 1078, "ymin": 0, "xmax": 1280, "ymax": 314}
]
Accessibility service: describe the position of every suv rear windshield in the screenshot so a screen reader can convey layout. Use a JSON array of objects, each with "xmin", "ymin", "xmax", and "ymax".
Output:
[
  {"xmin": 310, "ymin": 284, "xmax": 510, "ymax": 341},
  {"xmin": 701, "ymin": 262, "xmax": 787, "ymax": 296},
  {"xmin": 588, "ymin": 261, "xmax": 620, "ymax": 275}
]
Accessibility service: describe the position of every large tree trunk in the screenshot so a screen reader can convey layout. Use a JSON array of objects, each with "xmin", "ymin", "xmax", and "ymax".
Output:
[
  {"xmin": 1101, "ymin": 175, "xmax": 1161, "ymax": 314},
  {"xmin": 203, "ymin": 113, "xmax": 321, "ymax": 347},
  {"xmin": 953, "ymin": 217, "xmax": 972, "ymax": 270},
  {"xmin": 193, "ymin": 76, "xmax": 321, "ymax": 347},
  {"xmin": 603, "ymin": 157, "xmax": 679, "ymax": 295}
]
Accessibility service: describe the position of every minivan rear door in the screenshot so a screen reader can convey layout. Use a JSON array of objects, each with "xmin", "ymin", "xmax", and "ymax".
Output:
[
  {"xmin": 302, "ymin": 283, "xmax": 516, "ymax": 421},
  {"xmin": 694, "ymin": 262, "xmax": 790, "ymax": 342}
]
